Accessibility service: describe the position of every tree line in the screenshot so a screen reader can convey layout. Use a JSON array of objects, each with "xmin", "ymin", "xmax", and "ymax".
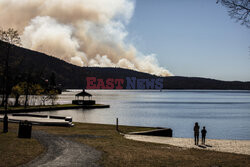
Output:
[{"xmin": 0, "ymin": 28, "xmax": 61, "ymax": 108}]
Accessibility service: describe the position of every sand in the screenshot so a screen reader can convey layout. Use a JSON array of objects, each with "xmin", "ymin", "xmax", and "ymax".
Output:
[{"xmin": 125, "ymin": 134, "xmax": 250, "ymax": 155}]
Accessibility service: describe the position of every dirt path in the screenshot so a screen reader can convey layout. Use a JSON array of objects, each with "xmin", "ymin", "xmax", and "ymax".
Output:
[
  {"xmin": 125, "ymin": 135, "xmax": 250, "ymax": 155},
  {"xmin": 21, "ymin": 131, "xmax": 101, "ymax": 167}
]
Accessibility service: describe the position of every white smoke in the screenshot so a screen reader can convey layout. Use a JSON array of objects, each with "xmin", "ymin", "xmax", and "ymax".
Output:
[{"xmin": 0, "ymin": 0, "xmax": 173, "ymax": 76}]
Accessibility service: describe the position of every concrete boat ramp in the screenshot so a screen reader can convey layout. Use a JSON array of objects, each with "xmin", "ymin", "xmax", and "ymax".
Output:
[{"xmin": 0, "ymin": 113, "xmax": 73, "ymax": 127}]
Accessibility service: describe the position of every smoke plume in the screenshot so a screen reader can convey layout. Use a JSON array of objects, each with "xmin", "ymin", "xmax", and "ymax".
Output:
[{"xmin": 0, "ymin": 0, "xmax": 173, "ymax": 76}]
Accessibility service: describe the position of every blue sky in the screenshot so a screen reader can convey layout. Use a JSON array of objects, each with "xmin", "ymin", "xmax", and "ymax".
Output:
[{"xmin": 127, "ymin": 0, "xmax": 250, "ymax": 81}]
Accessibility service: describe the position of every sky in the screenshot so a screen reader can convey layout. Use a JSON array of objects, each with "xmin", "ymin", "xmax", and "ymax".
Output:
[{"xmin": 126, "ymin": 0, "xmax": 250, "ymax": 81}]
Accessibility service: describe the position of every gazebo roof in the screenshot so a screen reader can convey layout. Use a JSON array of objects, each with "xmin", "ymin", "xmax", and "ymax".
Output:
[{"xmin": 75, "ymin": 90, "xmax": 92, "ymax": 97}]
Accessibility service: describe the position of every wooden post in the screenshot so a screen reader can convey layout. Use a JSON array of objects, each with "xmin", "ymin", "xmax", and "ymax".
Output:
[{"xmin": 116, "ymin": 118, "xmax": 119, "ymax": 131}]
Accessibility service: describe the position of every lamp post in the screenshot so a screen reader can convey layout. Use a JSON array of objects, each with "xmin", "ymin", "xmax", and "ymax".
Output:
[
  {"xmin": 1, "ymin": 29, "xmax": 21, "ymax": 133},
  {"xmin": 3, "ymin": 43, "xmax": 10, "ymax": 133}
]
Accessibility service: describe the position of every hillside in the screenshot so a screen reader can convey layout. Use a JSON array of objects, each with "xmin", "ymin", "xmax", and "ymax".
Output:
[{"xmin": 0, "ymin": 40, "xmax": 250, "ymax": 90}]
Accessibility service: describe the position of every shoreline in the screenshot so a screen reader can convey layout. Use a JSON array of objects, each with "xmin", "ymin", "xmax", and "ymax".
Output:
[
  {"xmin": 1, "ymin": 122, "xmax": 250, "ymax": 167},
  {"xmin": 125, "ymin": 134, "xmax": 250, "ymax": 155},
  {"xmin": 0, "ymin": 104, "xmax": 110, "ymax": 113}
]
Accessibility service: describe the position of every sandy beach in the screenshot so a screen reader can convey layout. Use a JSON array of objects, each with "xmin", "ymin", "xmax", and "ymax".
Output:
[{"xmin": 125, "ymin": 134, "xmax": 250, "ymax": 155}]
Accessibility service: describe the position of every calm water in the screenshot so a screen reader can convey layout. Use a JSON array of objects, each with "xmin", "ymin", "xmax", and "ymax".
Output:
[{"xmin": 34, "ymin": 90, "xmax": 250, "ymax": 140}]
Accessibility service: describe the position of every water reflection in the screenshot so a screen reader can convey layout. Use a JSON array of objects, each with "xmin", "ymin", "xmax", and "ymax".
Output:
[{"xmin": 32, "ymin": 90, "xmax": 250, "ymax": 140}]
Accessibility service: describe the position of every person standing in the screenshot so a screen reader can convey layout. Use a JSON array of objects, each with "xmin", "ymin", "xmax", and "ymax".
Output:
[
  {"xmin": 201, "ymin": 126, "xmax": 207, "ymax": 145},
  {"xmin": 193, "ymin": 122, "xmax": 200, "ymax": 145}
]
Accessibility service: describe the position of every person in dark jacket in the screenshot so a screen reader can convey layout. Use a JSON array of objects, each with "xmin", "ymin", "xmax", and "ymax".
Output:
[
  {"xmin": 201, "ymin": 126, "xmax": 207, "ymax": 145},
  {"xmin": 193, "ymin": 122, "xmax": 200, "ymax": 145}
]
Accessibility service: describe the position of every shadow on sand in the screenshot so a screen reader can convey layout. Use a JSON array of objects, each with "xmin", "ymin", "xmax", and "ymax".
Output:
[
  {"xmin": 197, "ymin": 144, "xmax": 213, "ymax": 149},
  {"xmin": 205, "ymin": 144, "xmax": 212, "ymax": 147},
  {"xmin": 198, "ymin": 145, "xmax": 207, "ymax": 148}
]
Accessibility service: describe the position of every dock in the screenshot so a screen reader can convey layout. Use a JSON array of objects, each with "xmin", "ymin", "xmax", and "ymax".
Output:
[
  {"xmin": 0, "ymin": 113, "xmax": 73, "ymax": 127},
  {"xmin": 129, "ymin": 128, "xmax": 173, "ymax": 137}
]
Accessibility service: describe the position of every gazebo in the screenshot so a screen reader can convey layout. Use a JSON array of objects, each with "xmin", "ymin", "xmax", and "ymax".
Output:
[
  {"xmin": 72, "ymin": 89, "xmax": 95, "ymax": 105},
  {"xmin": 75, "ymin": 89, "xmax": 92, "ymax": 100}
]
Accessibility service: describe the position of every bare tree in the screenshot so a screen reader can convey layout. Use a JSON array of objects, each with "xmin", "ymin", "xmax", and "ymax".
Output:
[
  {"xmin": 0, "ymin": 28, "xmax": 21, "ymax": 133},
  {"xmin": 217, "ymin": 0, "xmax": 250, "ymax": 28},
  {"xmin": 0, "ymin": 28, "xmax": 21, "ymax": 45},
  {"xmin": 0, "ymin": 28, "xmax": 22, "ymax": 105}
]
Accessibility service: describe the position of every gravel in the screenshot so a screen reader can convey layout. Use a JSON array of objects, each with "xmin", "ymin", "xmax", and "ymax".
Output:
[{"xmin": 21, "ymin": 131, "xmax": 101, "ymax": 167}]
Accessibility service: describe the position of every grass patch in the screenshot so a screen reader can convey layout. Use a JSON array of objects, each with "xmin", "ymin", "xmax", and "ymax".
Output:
[
  {"xmin": 31, "ymin": 122, "xmax": 250, "ymax": 167},
  {"xmin": 0, "ymin": 128, "xmax": 44, "ymax": 167}
]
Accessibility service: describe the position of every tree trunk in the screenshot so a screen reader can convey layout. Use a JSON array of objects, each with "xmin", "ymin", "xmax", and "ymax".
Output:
[
  {"xmin": 24, "ymin": 81, "xmax": 30, "ymax": 108},
  {"xmin": 14, "ymin": 94, "xmax": 20, "ymax": 106},
  {"xmin": 1, "ymin": 77, "xmax": 5, "ymax": 107},
  {"xmin": 24, "ymin": 93, "xmax": 28, "ymax": 107},
  {"xmin": 1, "ymin": 95, "xmax": 4, "ymax": 107}
]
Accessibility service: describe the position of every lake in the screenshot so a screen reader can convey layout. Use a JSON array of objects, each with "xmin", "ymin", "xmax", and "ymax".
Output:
[{"xmin": 34, "ymin": 90, "xmax": 250, "ymax": 140}]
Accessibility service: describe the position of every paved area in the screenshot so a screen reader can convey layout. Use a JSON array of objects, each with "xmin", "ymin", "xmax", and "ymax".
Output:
[
  {"xmin": 125, "ymin": 134, "xmax": 250, "ymax": 155},
  {"xmin": 21, "ymin": 131, "xmax": 101, "ymax": 167}
]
